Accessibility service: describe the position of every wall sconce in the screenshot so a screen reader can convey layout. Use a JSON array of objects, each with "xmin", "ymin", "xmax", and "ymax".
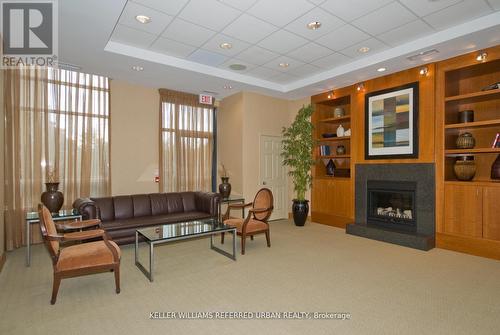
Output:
[
  {"xmin": 419, "ymin": 66, "xmax": 429, "ymax": 76},
  {"xmin": 356, "ymin": 83, "xmax": 365, "ymax": 92},
  {"xmin": 476, "ymin": 51, "xmax": 487, "ymax": 62},
  {"xmin": 327, "ymin": 91, "xmax": 334, "ymax": 99}
]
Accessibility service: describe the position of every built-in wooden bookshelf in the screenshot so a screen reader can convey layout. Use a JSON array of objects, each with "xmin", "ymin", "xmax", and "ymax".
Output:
[
  {"xmin": 311, "ymin": 87, "xmax": 355, "ymax": 228},
  {"xmin": 436, "ymin": 45, "xmax": 500, "ymax": 260}
]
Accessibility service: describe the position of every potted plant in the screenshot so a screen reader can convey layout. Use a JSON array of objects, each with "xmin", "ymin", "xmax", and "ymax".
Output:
[{"xmin": 281, "ymin": 104, "xmax": 315, "ymax": 226}]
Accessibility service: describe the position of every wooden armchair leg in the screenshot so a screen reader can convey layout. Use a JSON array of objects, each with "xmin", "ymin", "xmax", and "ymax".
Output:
[
  {"xmin": 265, "ymin": 230, "xmax": 271, "ymax": 247},
  {"xmin": 51, "ymin": 274, "xmax": 61, "ymax": 305},
  {"xmin": 241, "ymin": 235, "xmax": 246, "ymax": 255},
  {"xmin": 221, "ymin": 232, "xmax": 225, "ymax": 244},
  {"xmin": 114, "ymin": 266, "xmax": 121, "ymax": 294}
]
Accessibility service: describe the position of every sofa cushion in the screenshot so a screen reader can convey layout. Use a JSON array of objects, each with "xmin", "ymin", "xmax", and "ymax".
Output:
[
  {"xmin": 166, "ymin": 193, "xmax": 184, "ymax": 213},
  {"xmin": 150, "ymin": 193, "xmax": 169, "ymax": 216},
  {"xmin": 91, "ymin": 197, "xmax": 114, "ymax": 222},
  {"xmin": 181, "ymin": 192, "xmax": 197, "ymax": 212},
  {"xmin": 132, "ymin": 194, "xmax": 151, "ymax": 217},
  {"xmin": 113, "ymin": 196, "xmax": 134, "ymax": 220},
  {"xmin": 102, "ymin": 211, "xmax": 212, "ymax": 231}
]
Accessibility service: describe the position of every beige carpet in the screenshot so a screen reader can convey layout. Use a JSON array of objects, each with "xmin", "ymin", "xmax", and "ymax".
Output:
[{"xmin": 1, "ymin": 220, "xmax": 500, "ymax": 335}]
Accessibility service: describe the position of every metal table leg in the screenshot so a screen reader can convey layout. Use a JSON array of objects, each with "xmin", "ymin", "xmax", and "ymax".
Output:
[
  {"xmin": 26, "ymin": 220, "xmax": 31, "ymax": 266},
  {"xmin": 210, "ymin": 229, "xmax": 237, "ymax": 260},
  {"xmin": 135, "ymin": 232, "xmax": 155, "ymax": 282}
]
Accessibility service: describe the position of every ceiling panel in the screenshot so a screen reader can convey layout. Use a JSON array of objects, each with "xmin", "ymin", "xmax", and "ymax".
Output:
[
  {"xmin": 222, "ymin": 14, "xmax": 278, "ymax": 44},
  {"xmin": 488, "ymin": 0, "xmax": 500, "ymax": 10},
  {"xmin": 287, "ymin": 63, "xmax": 322, "ymax": 77},
  {"xmin": 316, "ymin": 24, "xmax": 369, "ymax": 51},
  {"xmin": 178, "ymin": 0, "xmax": 242, "ymax": 31},
  {"xmin": 131, "ymin": 0, "xmax": 189, "ymax": 16},
  {"xmin": 311, "ymin": 52, "xmax": 351, "ymax": 69},
  {"xmin": 161, "ymin": 19, "xmax": 216, "ymax": 48},
  {"xmin": 235, "ymin": 46, "xmax": 280, "ymax": 65},
  {"xmin": 270, "ymin": 72, "xmax": 298, "ymax": 83},
  {"xmin": 118, "ymin": 2, "xmax": 173, "ymax": 35},
  {"xmin": 351, "ymin": 2, "xmax": 417, "ymax": 35},
  {"xmin": 186, "ymin": 49, "xmax": 228, "ymax": 66},
  {"xmin": 246, "ymin": 66, "xmax": 282, "ymax": 80},
  {"xmin": 247, "ymin": 0, "xmax": 315, "ymax": 27},
  {"xmin": 259, "ymin": 29, "xmax": 309, "ymax": 54},
  {"xmin": 202, "ymin": 33, "xmax": 251, "ymax": 57},
  {"xmin": 264, "ymin": 56, "xmax": 305, "ymax": 72},
  {"xmin": 377, "ymin": 20, "xmax": 434, "ymax": 46},
  {"xmin": 320, "ymin": 0, "xmax": 392, "ymax": 22},
  {"xmin": 398, "ymin": 0, "xmax": 463, "ymax": 17},
  {"xmin": 423, "ymin": 0, "xmax": 493, "ymax": 30},
  {"xmin": 150, "ymin": 37, "xmax": 197, "ymax": 58},
  {"xmin": 218, "ymin": 0, "xmax": 259, "ymax": 11},
  {"xmin": 218, "ymin": 58, "xmax": 257, "ymax": 72},
  {"xmin": 288, "ymin": 42, "xmax": 334, "ymax": 63},
  {"xmin": 340, "ymin": 38, "xmax": 388, "ymax": 58},
  {"xmin": 111, "ymin": 24, "xmax": 157, "ymax": 48},
  {"xmin": 284, "ymin": 7, "xmax": 345, "ymax": 40}
]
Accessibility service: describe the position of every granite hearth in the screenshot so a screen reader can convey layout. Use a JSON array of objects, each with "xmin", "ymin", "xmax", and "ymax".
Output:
[{"xmin": 346, "ymin": 163, "xmax": 435, "ymax": 251}]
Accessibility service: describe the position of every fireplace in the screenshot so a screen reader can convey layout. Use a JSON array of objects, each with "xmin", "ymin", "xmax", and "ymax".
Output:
[
  {"xmin": 346, "ymin": 164, "xmax": 435, "ymax": 251},
  {"xmin": 367, "ymin": 180, "xmax": 416, "ymax": 233}
]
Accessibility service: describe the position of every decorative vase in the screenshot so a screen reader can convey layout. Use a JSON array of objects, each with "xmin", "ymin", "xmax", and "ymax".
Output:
[
  {"xmin": 334, "ymin": 107, "xmax": 345, "ymax": 118},
  {"xmin": 326, "ymin": 159, "xmax": 336, "ymax": 176},
  {"xmin": 218, "ymin": 177, "xmax": 231, "ymax": 198},
  {"xmin": 453, "ymin": 156, "xmax": 476, "ymax": 181},
  {"xmin": 456, "ymin": 132, "xmax": 475, "ymax": 149},
  {"xmin": 336, "ymin": 145, "xmax": 346, "ymax": 155},
  {"xmin": 41, "ymin": 182, "xmax": 64, "ymax": 214},
  {"xmin": 292, "ymin": 199, "xmax": 309, "ymax": 226},
  {"xmin": 458, "ymin": 110, "xmax": 474, "ymax": 123},
  {"xmin": 491, "ymin": 154, "xmax": 500, "ymax": 180},
  {"xmin": 336, "ymin": 124, "xmax": 345, "ymax": 137}
]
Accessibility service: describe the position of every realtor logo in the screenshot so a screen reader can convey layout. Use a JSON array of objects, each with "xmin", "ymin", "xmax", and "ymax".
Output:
[{"xmin": 1, "ymin": 1, "xmax": 58, "ymax": 67}]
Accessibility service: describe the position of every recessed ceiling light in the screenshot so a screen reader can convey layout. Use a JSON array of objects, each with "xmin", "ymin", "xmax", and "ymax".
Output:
[
  {"xmin": 223, "ymin": 84, "xmax": 232, "ymax": 89},
  {"xmin": 377, "ymin": 67, "xmax": 386, "ymax": 72},
  {"xmin": 307, "ymin": 21, "xmax": 322, "ymax": 30},
  {"xmin": 279, "ymin": 62, "xmax": 289, "ymax": 68},
  {"xmin": 135, "ymin": 15, "xmax": 151, "ymax": 24},
  {"xmin": 476, "ymin": 51, "xmax": 487, "ymax": 62},
  {"xmin": 358, "ymin": 46, "xmax": 370, "ymax": 53},
  {"xmin": 229, "ymin": 64, "xmax": 246, "ymax": 71},
  {"xmin": 132, "ymin": 65, "xmax": 144, "ymax": 71},
  {"xmin": 220, "ymin": 42, "xmax": 232, "ymax": 50}
]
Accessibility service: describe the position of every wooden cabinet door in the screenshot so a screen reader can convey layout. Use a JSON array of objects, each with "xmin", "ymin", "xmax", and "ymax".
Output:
[
  {"xmin": 483, "ymin": 187, "xmax": 500, "ymax": 241},
  {"xmin": 444, "ymin": 184, "xmax": 483, "ymax": 238}
]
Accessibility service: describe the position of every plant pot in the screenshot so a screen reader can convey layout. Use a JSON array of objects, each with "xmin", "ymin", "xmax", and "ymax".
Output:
[
  {"xmin": 292, "ymin": 199, "xmax": 309, "ymax": 226},
  {"xmin": 453, "ymin": 156, "xmax": 476, "ymax": 181},
  {"xmin": 41, "ymin": 182, "xmax": 64, "ymax": 214},
  {"xmin": 218, "ymin": 177, "xmax": 231, "ymax": 198}
]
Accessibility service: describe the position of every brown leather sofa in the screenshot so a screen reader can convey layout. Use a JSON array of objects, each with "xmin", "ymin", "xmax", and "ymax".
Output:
[{"xmin": 73, "ymin": 192, "xmax": 220, "ymax": 245}]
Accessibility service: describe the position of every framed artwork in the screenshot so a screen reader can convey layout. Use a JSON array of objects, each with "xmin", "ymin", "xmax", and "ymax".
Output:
[{"xmin": 365, "ymin": 82, "xmax": 419, "ymax": 159}]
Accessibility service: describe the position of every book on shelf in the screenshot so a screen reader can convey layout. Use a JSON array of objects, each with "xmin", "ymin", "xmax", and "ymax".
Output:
[
  {"xmin": 319, "ymin": 145, "xmax": 331, "ymax": 156},
  {"xmin": 492, "ymin": 133, "xmax": 500, "ymax": 148}
]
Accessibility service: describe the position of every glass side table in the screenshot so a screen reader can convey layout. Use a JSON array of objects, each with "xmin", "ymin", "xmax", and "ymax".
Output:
[
  {"xmin": 218, "ymin": 195, "xmax": 246, "ymax": 221},
  {"xmin": 25, "ymin": 209, "xmax": 82, "ymax": 267}
]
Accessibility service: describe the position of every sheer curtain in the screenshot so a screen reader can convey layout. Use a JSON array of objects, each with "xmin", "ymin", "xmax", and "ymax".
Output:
[
  {"xmin": 4, "ymin": 66, "xmax": 110, "ymax": 250},
  {"xmin": 159, "ymin": 89, "xmax": 214, "ymax": 192}
]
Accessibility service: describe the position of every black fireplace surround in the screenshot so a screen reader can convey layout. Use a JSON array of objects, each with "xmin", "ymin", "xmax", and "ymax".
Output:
[{"xmin": 347, "ymin": 163, "xmax": 435, "ymax": 250}]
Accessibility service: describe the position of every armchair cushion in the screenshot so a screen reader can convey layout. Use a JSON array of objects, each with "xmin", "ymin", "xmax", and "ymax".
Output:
[
  {"xmin": 56, "ymin": 240, "xmax": 121, "ymax": 272},
  {"xmin": 225, "ymin": 218, "xmax": 268, "ymax": 234}
]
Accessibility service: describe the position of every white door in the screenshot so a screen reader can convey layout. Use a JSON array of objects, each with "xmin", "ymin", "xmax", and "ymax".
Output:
[{"xmin": 260, "ymin": 135, "xmax": 287, "ymax": 220}]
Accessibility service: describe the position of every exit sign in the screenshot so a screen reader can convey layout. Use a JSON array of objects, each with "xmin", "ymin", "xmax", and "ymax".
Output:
[{"xmin": 199, "ymin": 94, "xmax": 213, "ymax": 105}]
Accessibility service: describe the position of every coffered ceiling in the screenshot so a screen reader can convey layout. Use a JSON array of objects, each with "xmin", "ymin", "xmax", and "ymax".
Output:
[{"xmin": 59, "ymin": 0, "xmax": 500, "ymax": 99}]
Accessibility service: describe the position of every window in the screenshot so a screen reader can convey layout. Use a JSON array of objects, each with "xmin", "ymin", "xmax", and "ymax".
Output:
[{"xmin": 160, "ymin": 98, "xmax": 214, "ymax": 192}]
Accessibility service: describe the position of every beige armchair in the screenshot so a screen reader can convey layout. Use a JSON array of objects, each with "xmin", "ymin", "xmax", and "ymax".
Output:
[
  {"xmin": 222, "ymin": 188, "xmax": 274, "ymax": 255},
  {"xmin": 38, "ymin": 204, "xmax": 121, "ymax": 304}
]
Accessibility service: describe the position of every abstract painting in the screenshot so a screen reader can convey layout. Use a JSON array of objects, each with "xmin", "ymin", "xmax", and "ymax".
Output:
[{"xmin": 365, "ymin": 82, "xmax": 419, "ymax": 159}]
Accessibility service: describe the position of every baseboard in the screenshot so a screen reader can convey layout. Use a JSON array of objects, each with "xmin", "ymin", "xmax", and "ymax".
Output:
[
  {"xmin": 288, "ymin": 212, "xmax": 312, "ymax": 222},
  {"xmin": 311, "ymin": 211, "xmax": 352, "ymax": 229},
  {"xmin": 436, "ymin": 233, "xmax": 500, "ymax": 261},
  {"xmin": 0, "ymin": 252, "xmax": 5, "ymax": 274}
]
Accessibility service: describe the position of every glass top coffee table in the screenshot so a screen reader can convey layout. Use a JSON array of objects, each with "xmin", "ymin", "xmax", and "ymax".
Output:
[{"xmin": 135, "ymin": 218, "xmax": 236, "ymax": 282}]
